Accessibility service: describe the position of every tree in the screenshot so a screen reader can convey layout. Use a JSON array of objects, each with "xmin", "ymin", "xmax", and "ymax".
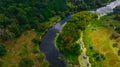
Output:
[
  {"xmin": 56, "ymin": 11, "xmax": 97, "ymax": 61},
  {"xmin": 0, "ymin": 14, "xmax": 11, "ymax": 28},
  {"xmin": 19, "ymin": 58, "xmax": 34, "ymax": 67},
  {"xmin": 0, "ymin": 43, "xmax": 7, "ymax": 57},
  {"xmin": 118, "ymin": 49, "xmax": 120, "ymax": 56}
]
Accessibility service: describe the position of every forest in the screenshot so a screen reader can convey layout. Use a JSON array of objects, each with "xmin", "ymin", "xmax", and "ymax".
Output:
[{"xmin": 0, "ymin": 0, "xmax": 114, "ymax": 41}]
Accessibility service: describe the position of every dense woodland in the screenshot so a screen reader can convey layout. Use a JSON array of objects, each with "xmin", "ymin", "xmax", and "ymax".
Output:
[{"xmin": 0, "ymin": 0, "xmax": 114, "ymax": 42}]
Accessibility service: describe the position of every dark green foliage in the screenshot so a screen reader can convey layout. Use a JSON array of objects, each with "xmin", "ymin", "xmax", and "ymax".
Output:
[
  {"xmin": 32, "ymin": 38, "xmax": 39, "ymax": 45},
  {"xmin": 0, "ymin": 14, "xmax": 11, "ymax": 28},
  {"xmin": 9, "ymin": 24, "xmax": 22, "ymax": 38},
  {"xmin": 0, "ymin": 60, "xmax": 3, "ymax": 67},
  {"xmin": 69, "ymin": 0, "xmax": 114, "ymax": 10},
  {"xmin": 0, "ymin": 0, "xmax": 113, "ymax": 42},
  {"xmin": 114, "ymin": 6, "xmax": 120, "ymax": 20},
  {"xmin": 115, "ymin": 27, "xmax": 120, "ymax": 34},
  {"xmin": 93, "ymin": 52, "xmax": 105, "ymax": 61},
  {"xmin": 0, "ymin": 0, "xmax": 69, "ymax": 41},
  {"xmin": 67, "ymin": 43, "xmax": 80, "ymax": 55},
  {"xmin": 56, "ymin": 11, "xmax": 98, "ymax": 64},
  {"xmin": 19, "ymin": 58, "xmax": 34, "ymax": 67},
  {"xmin": 112, "ymin": 43, "xmax": 118, "ymax": 48},
  {"xmin": 35, "ymin": 53, "xmax": 45, "ymax": 61},
  {"xmin": 0, "ymin": 43, "xmax": 7, "ymax": 57},
  {"xmin": 118, "ymin": 49, "xmax": 120, "ymax": 56},
  {"xmin": 114, "ymin": 6, "xmax": 120, "ymax": 14}
]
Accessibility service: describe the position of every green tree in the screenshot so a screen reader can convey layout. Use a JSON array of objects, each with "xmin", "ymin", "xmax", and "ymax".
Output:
[
  {"xmin": 19, "ymin": 58, "xmax": 34, "ymax": 67},
  {"xmin": 0, "ymin": 14, "xmax": 11, "ymax": 28},
  {"xmin": 0, "ymin": 43, "xmax": 7, "ymax": 57}
]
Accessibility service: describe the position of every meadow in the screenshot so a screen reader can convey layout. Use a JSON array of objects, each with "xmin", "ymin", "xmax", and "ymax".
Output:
[{"xmin": 83, "ymin": 13, "xmax": 120, "ymax": 67}]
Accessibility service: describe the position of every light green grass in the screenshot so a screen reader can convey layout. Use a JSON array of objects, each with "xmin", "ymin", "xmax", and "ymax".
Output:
[{"xmin": 83, "ymin": 13, "xmax": 120, "ymax": 67}]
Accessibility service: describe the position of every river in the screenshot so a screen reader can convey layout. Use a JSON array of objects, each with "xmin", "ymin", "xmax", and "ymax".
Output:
[
  {"xmin": 40, "ymin": 15, "xmax": 71, "ymax": 67},
  {"xmin": 40, "ymin": 0, "xmax": 120, "ymax": 67},
  {"xmin": 95, "ymin": 0, "xmax": 120, "ymax": 16}
]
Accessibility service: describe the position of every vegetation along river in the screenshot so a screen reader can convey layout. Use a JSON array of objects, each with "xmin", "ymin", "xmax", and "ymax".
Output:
[{"xmin": 40, "ymin": 0, "xmax": 120, "ymax": 67}]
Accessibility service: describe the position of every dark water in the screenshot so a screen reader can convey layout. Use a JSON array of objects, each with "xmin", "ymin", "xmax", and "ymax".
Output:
[{"xmin": 40, "ymin": 15, "xmax": 71, "ymax": 67}]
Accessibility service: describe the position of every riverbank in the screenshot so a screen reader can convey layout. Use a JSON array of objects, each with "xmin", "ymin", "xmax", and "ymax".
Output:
[
  {"xmin": 55, "ymin": 11, "xmax": 98, "ymax": 67},
  {"xmin": 95, "ymin": 0, "xmax": 120, "ymax": 16},
  {"xmin": 0, "ymin": 16, "xmax": 61, "ymax": 67}
]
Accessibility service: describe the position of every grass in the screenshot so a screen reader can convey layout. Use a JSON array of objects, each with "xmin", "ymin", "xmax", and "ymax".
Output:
[
  {"xmin": 83, "ymin": 14, "xmax": 120, "ymax": 67},
  {"xmin": 89, "ymin": 28, "xmax": 118, "ymax": 67},
  {"xmin": 1, "ymin": 31, "xmax": 48, "ymax": 67}
]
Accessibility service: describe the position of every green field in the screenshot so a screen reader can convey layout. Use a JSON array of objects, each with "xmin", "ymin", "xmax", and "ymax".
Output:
[
  {"xmin": 1, "ymin": 31, "xmax": 48, "ymax": 67},
  {"xmin": 83, "ymin": 14, "xmax": 120, "ymax": 67}
]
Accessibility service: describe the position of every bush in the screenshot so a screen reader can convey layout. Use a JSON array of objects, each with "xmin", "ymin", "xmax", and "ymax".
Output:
[
  {"xmin": 35, "ymin": 53, "xmax": 45, "ymax": 61},
  {"xmin": 32, "ymin": 38, "xmax": 40, "ymax": 45},
  {"xmin": 112, "ymin": 43, "xmax": 118, "ymax": 48},
  {"xmin": 0, "ymin": 43, "xmax": 7, "ymax": 57},
  {"xmin": 115, "ymin": 27, "xmax": 120, "ymax": 34},
  {"xmin": 19, "ymin": 58, "xmax": 34, "ymax": 67},
  {"xmin": 56, "ymin": 11, "xmax": 97, "ymax": 57},
  {"xmin": 93, "ymin": 52, "xmax": 105, "ymax": 61},
  {"xmin": 118, "ymin": 49, "xmax": 120, "ymax": 56}
]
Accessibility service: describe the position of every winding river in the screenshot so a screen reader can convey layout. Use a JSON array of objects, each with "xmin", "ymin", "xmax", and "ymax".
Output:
[
  {"xmin": 40, "ymin": 0, "xmax": 120, "ymax": 67},
  {"xmin": 40, "ymin": 15, "xmax": 71, "ymax": 67}
]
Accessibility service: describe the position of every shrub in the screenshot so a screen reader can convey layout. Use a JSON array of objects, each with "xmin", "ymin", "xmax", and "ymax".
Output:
[
  {"xmin": 32, "ymin": 38, "xmax": 40, "ymax": 45},
  {"xmin": 118, "ymin": 49, "xmax": 120, "ymax": 56},
  {"xmin": 93, "ymin": 52, "xmax": 105, "ymax": 61},
  {"xmin": 0, "ymin": 43, "xmax": 7, "ymax": 57},
  {"xmin": 112, "ymin": 43, "xmax": 118, "ymax": 48},
  {"xmin": 19, "ymin": 58, "xmax": 34, "ymax": 67},
  {"xmin": 35, "ymin": 53, "xmax": 45, "ymax": 61}
]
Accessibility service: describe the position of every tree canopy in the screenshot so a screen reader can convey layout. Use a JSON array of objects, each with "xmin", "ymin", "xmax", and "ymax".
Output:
[{"xmin": 56, "ymin": 11, "xmax": 98, "ymax": 63}]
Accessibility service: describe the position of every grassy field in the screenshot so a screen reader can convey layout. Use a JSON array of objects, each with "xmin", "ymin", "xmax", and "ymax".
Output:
[
  {"xmin": 90, "ymin": 27, "xmax": 120, "ymax": 67},
  {"xmin": 1, "ymin": 31, "xmax": 48, "ymax": 67},
  {"xmin": 83, "ymin": 14, "xmax": 120, "ymax": 67}
]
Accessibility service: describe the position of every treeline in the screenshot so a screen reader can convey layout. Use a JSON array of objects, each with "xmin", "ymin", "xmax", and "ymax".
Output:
[
  {"xmin": 113, "ymin": 6, "xmax": 120, "ymax": 33},
  {"xmin": 56, "ymin": 11, "xmax": 98, "ymax": 65},
  {"xmin": 0, "ymin": 0, "xmax": 115, "ymax": 41},
  {"xmin": 69, "ymin": 0, "xmax": 114, "ymax": 10},
  {"xmin": 114, "ymin": 6, "xmax": 120, "ymax": 20},
  {"xmin": 0, "ymin": 0, "xmax": 70, "ymax": 41}
]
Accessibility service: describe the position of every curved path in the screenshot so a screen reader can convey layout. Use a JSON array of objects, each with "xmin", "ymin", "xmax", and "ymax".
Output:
[
  {"xmin": 78, "ymin": 32, "xmax": 91, "ymax": 67},
  {"xmin": 40, "ymin": 15, "xmax": 71, "ymax": 67}
]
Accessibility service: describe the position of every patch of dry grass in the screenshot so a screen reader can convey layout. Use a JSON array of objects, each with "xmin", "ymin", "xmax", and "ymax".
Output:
[
  {"xmin": 90, "ymin": 27, "xmax": 120, "ymax": 67},
  {"xmin": 2, "ymin": 31, "xmax": 48, "ymax": 67}
]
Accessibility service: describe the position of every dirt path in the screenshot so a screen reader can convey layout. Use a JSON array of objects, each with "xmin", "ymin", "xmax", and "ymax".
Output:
[{"xmin": 78, "ymin": 32, "xmax": 91, "ymax": 67}]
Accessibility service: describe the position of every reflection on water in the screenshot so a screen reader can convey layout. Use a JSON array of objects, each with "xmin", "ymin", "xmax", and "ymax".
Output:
[
  {"xmin": 96, "ymin": 0, "xmax": 120, "ymax": 15},
  {"xmin": 40, "ymin": 15, "xmax": 71, "ymax": 67}
]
